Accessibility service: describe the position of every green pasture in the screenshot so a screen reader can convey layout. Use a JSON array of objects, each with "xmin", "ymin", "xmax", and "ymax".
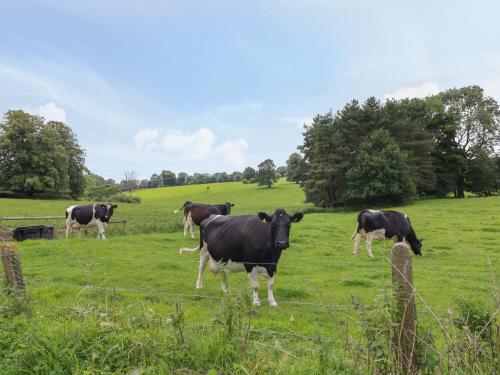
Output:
[
  {"xmin": 0, "ymin": 180, "xmax": 311, "ymax": 235},
  {"xmin": 1, "ymin": 180, "xmax": 499, "ymax": 373}
]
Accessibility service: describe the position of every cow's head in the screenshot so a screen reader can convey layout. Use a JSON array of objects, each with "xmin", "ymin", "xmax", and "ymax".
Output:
[
  {"xmin": 409, "ymin": 238, "xmax": 423, "ymax": 256},
  {"xmin": 224, "ymin": 202, "xmax": 235, "ymax": 214},
  {"xmin": 99, "ymin": 203, "xmax": 118, "ymax": 223},
  {"xmin": 258, "ymin": 209, "xmax": 303, "ymax": 250}
]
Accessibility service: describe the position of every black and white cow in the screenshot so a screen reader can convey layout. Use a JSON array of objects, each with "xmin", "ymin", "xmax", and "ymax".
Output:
[
  {"xmin": 179, "ymin": 209, "xmax": 303, "ymax": 307},
  {"xmin": 174, "ymin": 201, "xmax": 235, "ymax": 239},
  {"xmin": 352, "ymin": 209, "xmax": 422, "ymax": 257},
  {"xmin": 65, "ymin": 204, "xmax": 117, "ymax": 240}
]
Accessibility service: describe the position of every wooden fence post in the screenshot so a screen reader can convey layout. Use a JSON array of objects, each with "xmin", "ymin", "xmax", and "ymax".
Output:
[
  {"xmin": 391, "ymin": 242, "xmax": 418, "ymax": 375},
  {"xmin": 1, "ymin": 241, "xmax": 25, "ymax": 296}
]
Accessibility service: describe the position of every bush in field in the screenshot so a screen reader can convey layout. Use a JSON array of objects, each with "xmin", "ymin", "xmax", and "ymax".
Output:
[
  {"xmin": 110, "ymin": 194, "xmax": 141, "ymax": 204},
  {"xmin": 86, "ymin": 183, "xmax": 119, "ymax": 200}
]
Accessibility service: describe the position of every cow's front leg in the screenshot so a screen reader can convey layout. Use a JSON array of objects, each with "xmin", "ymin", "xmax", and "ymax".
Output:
[
  {"xmin": 196, "ymin": 246, "xmax": 209, "ymax": 289},
  {"xmin": 365, "ymin": 232, "xmax": 374, "ymax": 257},
  {"xmin": 220, "ymin": 271, "xmax": 229, "ymax": 293},
  {"xmin": 266, "ymin": 275, "xmax": 277, "ymax": 307},
  {"xmin": 247, "ymin": 269, "xmax": 260, "ymax": 306},
  {"xmin": 96, "ymin": 222, "xmax": 106, "ymax": 240}
]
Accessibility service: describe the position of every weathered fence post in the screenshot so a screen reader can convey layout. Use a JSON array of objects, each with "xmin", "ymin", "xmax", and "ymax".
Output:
[
  {"xmin": 391, "ymin": 242, "xmax": 418, "ymax": 375},
  {"xmin": 1, "ymin": 241, "xmax": 25, "ymax": 296}
]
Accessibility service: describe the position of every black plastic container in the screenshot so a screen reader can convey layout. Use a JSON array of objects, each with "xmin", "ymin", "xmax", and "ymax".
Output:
[{"xmin": 12, "ymin": 225, "xmax": 54, "ymax": 241}]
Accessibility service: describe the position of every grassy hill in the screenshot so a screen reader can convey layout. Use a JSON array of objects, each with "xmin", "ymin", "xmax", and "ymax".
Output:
[{"xmin": 1, "ymin": 180, "xmax": 499, "ymax": 373}]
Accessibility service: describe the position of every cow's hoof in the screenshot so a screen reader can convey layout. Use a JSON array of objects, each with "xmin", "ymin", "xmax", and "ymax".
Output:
[
  {"xmin": 352, "ymin": 253, "xmax": 357, "ymax": 256},
  {"xmin": 269, "ymin": 301, "xmax": 278, "ymax": 308},
  {"xmin": 195, "ymin": 284, "xmax": 202, "ymax": 289},
  {"xmin": 253, "ymin": 300, "xmax": 261, "ymax": 307}
]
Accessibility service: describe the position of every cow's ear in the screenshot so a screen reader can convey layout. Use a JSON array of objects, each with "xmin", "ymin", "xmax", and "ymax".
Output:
[
  {"xmin": 258, "ymin": 212, "xmax": 272, "ymax": 223},
  {"xmin": 290, "ymin": 212, "xmax": 304, "ymax": 222},
  {"xmin": 113, "ymin": 205, "xmax": 118, "ymax": 208},
  {"xmin": 231, "ymin": 203, "xmax": 235, "ymax": 206},
  {"xmin": 420, "ymin": 238, "xmax": 424, "ymax": 242}
]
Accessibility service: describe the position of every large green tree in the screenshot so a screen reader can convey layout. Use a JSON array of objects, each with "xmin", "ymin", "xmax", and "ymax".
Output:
[
  {"xmin": 45, "ymin": 121, "xmax": 86, "ymax": 197},
  {"xmin": 256, "ymin": 159, "xmax": 278, "ymax": 188},
  {"xmin": 344, "ymin": 129, "xmax": 415, "ymax": 204},
  {"xmin": 160, "ymin": 170, "xmax": 176, "ymax": 187},
  {"xmin": 286, "ymin": 152, "xmax": 303, "ymax": 183},
  {"xmin": 0, "ymin": 110, "xmax": 85, "ymax": 196},
  {"xmin": 242, "ymin": 167, "xmax": 256, "ymax": 181},
  {"xmin": 440, "ymin": 86, "xmax": 500, "ymax": 197}
]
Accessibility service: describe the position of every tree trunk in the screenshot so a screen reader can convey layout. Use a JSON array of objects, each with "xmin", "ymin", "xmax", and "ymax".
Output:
[{"xmin": 456, "ymin": 174, "xmax": 465, "ymax": 198}]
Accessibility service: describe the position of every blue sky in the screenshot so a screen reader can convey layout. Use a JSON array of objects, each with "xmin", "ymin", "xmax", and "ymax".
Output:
[{"xmin": 1, "ymin": 0, "xmax": 499, "ymax": 180}]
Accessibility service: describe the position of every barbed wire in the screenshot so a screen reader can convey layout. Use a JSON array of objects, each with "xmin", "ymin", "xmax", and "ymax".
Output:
[{"xmin": 25, "ymin": 277, "xmax": 449, "ymax": 318}]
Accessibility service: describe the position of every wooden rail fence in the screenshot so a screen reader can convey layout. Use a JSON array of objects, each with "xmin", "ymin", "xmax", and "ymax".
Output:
[{"xmin": 0, "ymin": 216, "xmax": 127, "ymax": 238}]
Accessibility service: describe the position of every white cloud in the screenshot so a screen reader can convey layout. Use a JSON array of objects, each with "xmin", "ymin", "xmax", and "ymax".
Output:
[
  {"xmin": 213, "ymin": 139, "xmax": 248, "ymax": 167},
  {"xmin": 134, "ymin": 128, "xmax": 159, "ymax": 149},
  {"xmin": 384, "ymin": 81, "xmax": 439, "ymax": 101},
  {"xmin": 280, "ymin": 116, "xmax": 313, "ymax": 129},
  {"xmin": 160, "ymin": 128, "xmax": 216, "ymax": 159},
  {"xmin": 31, "ymin": 102, "xmax": 67, "ymax": 122},
  {"xmin": 134, "ymin": 127, "xmax": 248, "ymax": 168}
]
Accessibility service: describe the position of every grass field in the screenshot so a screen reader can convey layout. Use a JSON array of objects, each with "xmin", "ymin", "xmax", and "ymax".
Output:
[{"xmin": 1, "ymin": 180, "xmax": 499, "ymax": 373}]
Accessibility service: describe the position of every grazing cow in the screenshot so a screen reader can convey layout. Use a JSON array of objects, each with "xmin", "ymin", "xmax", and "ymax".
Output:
[
  {"xmin": 174, "ymin": 201, "xmax": 235, "ymax": 238},
  {"xmin": 352, "ymin": 209, "xmax": 423, "ymax": 257},
  {"xmin": 65, "ymin": 203, "xmax": 117, "ymax": 240},
  {"xmin": 179, "ymin": 209, "xmax": 303, "ymax": 307}
]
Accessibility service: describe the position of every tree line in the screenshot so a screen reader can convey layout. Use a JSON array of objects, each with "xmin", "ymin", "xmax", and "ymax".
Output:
[
  {"xmin": 136, "ymin": 159, "xmax": 286, "ymax": 190},
  {"xmin": 286, "ymin": 85, "xmax": 500, "ymax": 207}
]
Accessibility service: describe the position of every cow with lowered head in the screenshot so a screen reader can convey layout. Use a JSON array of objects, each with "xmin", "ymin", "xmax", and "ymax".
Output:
[
  {"xmin": 65, "ymin": 203, "xmax": 117, "ymax": 240},
  {"xmin": 173, "ymin": 201, "xmax": 235, "ymax": 238},
  {"xmin": 352, "ymin": 209, "xmax": 422, "ymax": 257},
  {"xmin": 180, "ymin": 209, "xmax": 303, "ymax": 307}
]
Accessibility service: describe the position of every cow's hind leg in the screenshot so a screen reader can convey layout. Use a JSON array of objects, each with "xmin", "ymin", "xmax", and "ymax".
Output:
[
  {"xmin": 365, "ymin": 232, "xmax": 375, "ymax": 257},
  {"xmin": 353, "ymin": 232, "xmax": 362, "ymax": 256},
  {"xmin": 183, "ymin": 215, "xmax": 188, "ymax": 236},
  {"xmin": 196, "ymin": 245, "xmax": 209, "ymax": 289},
  {"xmin": 187, "ymin": 212, "xmax": 195, "ymax": 239},
  {"xmin": 247, "ymin": 269, "xmax": 260, "ymax": 306},
  {"xmin": 220, "ymin": 271, "xmax": 229, "ymax": 294}
]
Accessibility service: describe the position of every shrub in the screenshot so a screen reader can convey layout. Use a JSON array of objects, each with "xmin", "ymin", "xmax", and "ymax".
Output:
[{"xmin": 109, "ymin": 194, "xmax": 141, "ymax": 204}]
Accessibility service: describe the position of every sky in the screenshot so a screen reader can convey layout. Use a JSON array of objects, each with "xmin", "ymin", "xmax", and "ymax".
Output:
[{"xmin": 1, "ymin": 0, "xmax": 500, "ymax": 181}]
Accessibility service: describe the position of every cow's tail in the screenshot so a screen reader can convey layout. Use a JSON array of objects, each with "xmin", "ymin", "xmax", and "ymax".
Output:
[
  {"xmin": 173, "ymin": 201, "xmax": 191, "ymax": 214},
  {"xmin": 179, "ymin": 246, "xmax": 199, "ymax": 254},
  {"xmin": 179, "ymin": 224, "xmax": 204, "ymax": 254}
]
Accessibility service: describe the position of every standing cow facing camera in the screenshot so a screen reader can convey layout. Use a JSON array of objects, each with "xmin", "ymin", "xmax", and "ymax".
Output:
[
  {"xmin": 180, "ymin": 209, "xmax": 303, "ymax": 307},
  {"xmin": 352, "ymin": 209, "xmax": 423, "ymax": 257},
  {"xmin": 65, "ymin": 203, "xmax": 117, "ymax": 239}
]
